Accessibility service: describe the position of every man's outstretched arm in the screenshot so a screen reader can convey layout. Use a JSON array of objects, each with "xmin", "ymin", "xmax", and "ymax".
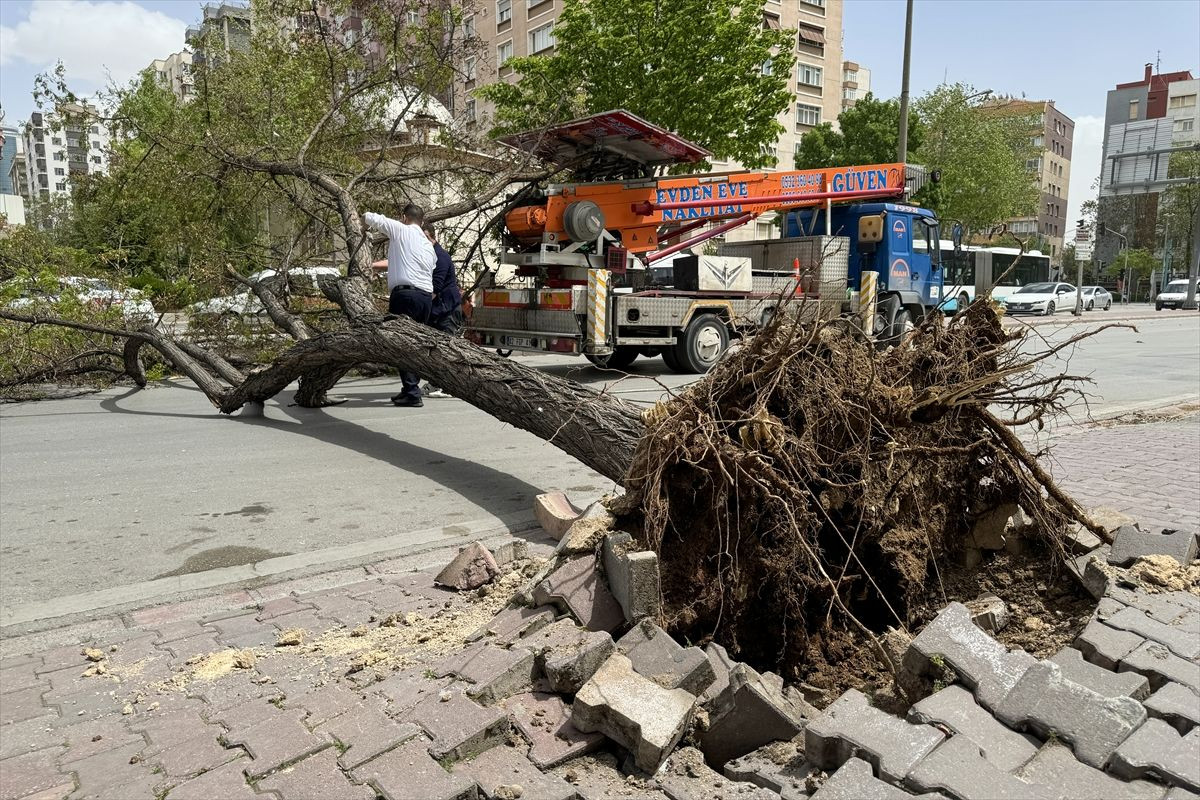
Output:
[{"xmin": 364, "ymin": 212, "xmax": 403, "ymax": 239}]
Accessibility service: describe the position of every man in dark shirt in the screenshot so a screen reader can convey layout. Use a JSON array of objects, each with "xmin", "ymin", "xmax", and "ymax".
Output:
[{"xmin": 421, "ymin": 223, "xmax": 464, "ymax": 398}]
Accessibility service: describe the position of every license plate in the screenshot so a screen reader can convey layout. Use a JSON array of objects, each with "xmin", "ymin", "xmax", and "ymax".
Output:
[{"xmin": 501, "ymin": 335, "xmax": 535, "ymax": 349}]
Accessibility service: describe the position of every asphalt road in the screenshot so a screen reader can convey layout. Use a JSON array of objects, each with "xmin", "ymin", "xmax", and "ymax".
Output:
[{"xmin": 1, "ymin": 311, "xmax": 1197, "ymax": 627}]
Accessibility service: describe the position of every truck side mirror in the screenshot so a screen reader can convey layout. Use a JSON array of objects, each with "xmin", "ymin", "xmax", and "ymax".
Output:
[{"xmin": 858, "ymin": 214, "xmax": 883, "ymax": 244}]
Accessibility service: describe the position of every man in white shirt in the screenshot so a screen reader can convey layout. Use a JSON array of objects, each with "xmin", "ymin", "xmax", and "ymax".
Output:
[{"xmin": 364, "ymin": 203, "xmax": 437, "ymax": 407}]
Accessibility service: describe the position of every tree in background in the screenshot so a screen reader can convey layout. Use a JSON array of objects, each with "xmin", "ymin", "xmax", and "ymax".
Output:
[
  {"xmin": 793, "ymin": 93, "xmax": 923, "ymax": 169},
  {"xmin": 1158, "ymin": 146, "xmax": 1200, "ymax": 274},
  {"xmin": 477, "ymin": 0, "xmax": 796, "ymax": 168}
]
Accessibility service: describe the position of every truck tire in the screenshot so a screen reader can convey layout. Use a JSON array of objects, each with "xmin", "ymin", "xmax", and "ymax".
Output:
[
  {"xmin": 674, "ymin": 313, "xmax": 729, "ymax": 373},
  {"xmin": 957, "ymin": 292, "xmax": 969, "ymax": 312},
  {"xmin": 585, "ymin": 347, "xmax": 639, "ymax": 371},
  {"xmin": 661, "ymin": 346, "xmax": 684, "ymax": 372},
  {"xmin": 880, "ymin": 308, "xmax": 913, "ymax": 347}
]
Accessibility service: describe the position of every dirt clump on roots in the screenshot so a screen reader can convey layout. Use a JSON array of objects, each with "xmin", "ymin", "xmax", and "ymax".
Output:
[{"xmin": 614, "ymin": 299, "xmax": 1112, "ymax": 697}]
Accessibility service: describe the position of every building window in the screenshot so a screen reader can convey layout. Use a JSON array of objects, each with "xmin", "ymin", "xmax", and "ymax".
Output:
[
  {"xmin": 497, "ymin": 0, "xmax": 512, "ymax": 23},
  {"xmin": 54, "ymin": 167, "xmax": 64, "ymax": 176},
  {"xmin": 797, "ymin": 62, "xmax": 822, "ymax": 88},
  {"xmin": 55, "ymin": 182, "xmax": 66, "ymax": 191},
  {"xmin": 800, "ymin": 0, "xmax": 825, "ymax": 7},
  {"xmin": 53, "ymin": 152, "xmax": 65, "ymax": 161},
  {"xmin": 92, "ymin": 140, "xmax": 101, "ymax": 149},
  {"xmin": 843, "ymin": 88, "xmax": 855, "ymax": 101},
  {"xmin": 1168, "ymin": 94, "xmax": 1197, "ymax": 109},
  {"xmin": 762, "ymin": 12, "xmax": 780, "ymax": 30},
  {"xmin": 91, "ymin": 126, "xmax": 99, "ymax": 134},
  {"xmin": 529, "ymin": 22, "xmax": 554, "ymax": 53},
  {"xmin": 465, "ymin": 99, "xmax": 477, "ymax": 123},
  {"xmin": 407, "ymin": 10, "xmax": 419, "ymax": 23},
  {"xmin": 497, "ymin": 40, "xmax": 513, "ymax": 67},
  {"xmin": 464, "ymin": 57, "xmax": 477, "ymax": 81},
  {"xmin": 1129, "ymin": 99, "xmax": 1139, "ymax": 120},
  {"xmin": 1031, "ymin": 135, "xmax": 1044, "ymax": 147},
  {"xmin": 796, "ymin": 103, "xmax": 821, "ymax": 127},
  {"xmin": 1175, "ymin": 118, "xmax": 1195, "ymax": 133},
  {"xmin": 797, "ymin": 24, "xmax": 825, "ymax": 48},
  {"xmin": 51, "ymin": 136, "xmax": 62, "ymax": 145},
  {"xmin": 761, "ymin": 58, "xmax": 773, "ymax": 76},
  {"xmin": 91, "ymin": 156, "xmax": 101, "ymax": 164},
  {"xmin": 463, "ymin": 15, "xmax": 475, "ymax": 38}
]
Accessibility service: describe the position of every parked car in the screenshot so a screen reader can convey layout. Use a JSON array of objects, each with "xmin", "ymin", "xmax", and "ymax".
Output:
[
  {"xmin": 186, "ymin": 266, "xmax": 340, "ymax": 320},
  {"xmin": 1001, "ymin": 282, "xmax": 1078, "ymax": 316},
  {"xmin": 1082, "ymin": 286, "xmax": 1113, "ymax": 311},
  {"xmin": 8, "ymin": 277, "xmax": 156, "ymax": 323},
  {"xmin": 1155, "ymin": 278, "xmax": 1200, "ymax": 310}
]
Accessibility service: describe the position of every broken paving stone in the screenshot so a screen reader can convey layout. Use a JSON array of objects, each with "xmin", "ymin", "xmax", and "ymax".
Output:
[
  {"xmin": 523, "ymin": 618, "xmax": 614, "ymax": 694},
  {"xmin": 602, "ymin": 532, "xmax": 662, "ymax": 625},
  {"xmin": 466, "ymin": 604, "xmax": 556, "ymax": 646},
  {"xmin": 723, "ymin": 740, "xmax": 819, "ymax": 800},
  {"xmin": 654, "ymin": 747, "xmax": 780, "ymax": 800},
  {"xmin": 1073, "ymin": 619, "xmax": 1146, "ymax": 670},
  {"xmin": 994, "ymin": 660, "xmax": 1146, "ymax": 769},
  {"xmin": 533, "ymin": 555, "xmax": 625, "ymax": 633},
  {"xmin": 275, "ymin": 628, "xmax": 305, "ymax": 647},
  {"xmin": 535, "ymin": 492, "xmax": 584, "ymax": 540},
  {"xmin": 701, "ymin": 642, "xmax": 736, "ymax": 706},
  {"xmin": 969, "ymin": 503, "xmax": 1016, "ymax": 550},
  {"xmin": 809, "ymin": 757, "xmax": 922, "ymax": 800},
  {"xmin": 435, "ymin": 541, "xmax": 502, "ymax": 591},
  {"xmin": 503, "ymin": 691, "xmax": 605, "ymax": 769},
  {"xmin": 907, "ymin": 684, "xmax": 1039, "ymax": 773},
  {"xmin": 453, "ymin": 739, "xmax": 576, "ymax": 800},
  {"xmin": 1110, "ymin": 718, "xmax": 1200, "ymax": 791},
  {"xmin": 573, "ymin": 652, "xmax": 695, "ymax": 773},
  {"xmin": 411, "ymin": 687, "xmax": 511, "ymax": 761},
  {"xmin": 1144, "ymin": 682, "xmax": 1200, "ymax": 733},
  {"xmin": 805, "ymin": 689, "xmax": 944, "ymax": 783},
  {"xmin": 905, "ymin": 735, "xmax": 1052, "ymax": 800},
  {"xmin": 965, "ymin": 594, "xmax": 1010, "ymax": 633},
  {"xmin": 615, "ymin": 620, "xmax": 714, "ymax": 696},
  {"xmin": 1119, "ymin": 640, "xmax": 1200, "ymax": 694},
  {"xmin": 904, "ymin": 601, "xmax": 1035, "ymax": 711},
  {"xmin": 1105, "ymin": 604, "xmax": 1200, "ymax": 661},
  {"xmin": 433, "ymin": 641, "xmax": 536, "ymax": 706},
  {"xmin": 1108, "ymin": 526, "xmax": 1199, "ymax": 568},
  {"xmin": 702, "ymin": 663, "xmax": 814, "ymax": 769},
  {"xmin": 1048, "ymin": 646, "xmax": 1150, "ymax": 700}
]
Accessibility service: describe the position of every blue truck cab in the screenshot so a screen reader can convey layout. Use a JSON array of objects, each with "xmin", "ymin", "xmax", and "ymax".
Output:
[{"xmin": 786, "ymin": 202, "xmax": 944, "ymax": 337}]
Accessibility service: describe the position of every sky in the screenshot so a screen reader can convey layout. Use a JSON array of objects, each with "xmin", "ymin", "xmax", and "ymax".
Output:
[{"xmin": 3, "ymin": 0, "xmax": 1200, "ymax": 228}]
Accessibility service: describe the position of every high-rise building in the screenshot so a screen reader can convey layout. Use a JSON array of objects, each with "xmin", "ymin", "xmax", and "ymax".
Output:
[
  {"xmin": 1097, "ymin": 65, "xmax": 1197, "ymax": 266},
  {"xmin": 1, "ymin": 122, "xmax": 18, "ymax": 195},
  {"xmin": 841, "ymin": 60, "xmax": 871, "ymax": 112},
  {"xmin": 460, "ymin": 0, "xmax": 844, "ymax": 242},
  {"xmin": 985, "ymin": 99, "xmax": 1074, "ymax": 265},
  {"xmin": 17, "ymin": 103, "xmax": 111, "ymax": 201},
  {"xmin": 147, "ymin": 51, "xmax": 196, "ymax": 102},
  {"xmin": 187, "ymin": 3, "xmax": 252, "ymax": 65}
]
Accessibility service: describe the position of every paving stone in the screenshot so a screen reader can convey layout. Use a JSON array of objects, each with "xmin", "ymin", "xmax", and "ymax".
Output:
[
  {"xmin": 375, "ymin": 669, "xmax": 450, "ymax": 717},
  {"xmin": 411, "ymin": 686, "xmax": 510, "ymax": 761},
  {"xmin": 573, "ymin": 653, "xmax": 695, "ymax": 773},
  {"xmin": 150, "ymin": 620, "xmax": 214, "ymax": 645},
  {"xmin": 192, "ymin": 674, "xmax": 282, "ymax": 716},
  {"xmin": 50, "ymin": 686, "xmax": 126, "ymax": 723},
  {"xmin": 907, "ymin": 684, "xmax": 1039, "ymax": 772},
  {"xmin": 905, "ymin": 735, "xmax": 1052, "ymax": 799},
  {"xmin": 207, "ymin": 612, "xmax": 284, "ymax": 649},
  {"xmin": 533, "ymin": 556, "xmax": 625, "ymax": 633},
  {"xmin": 1016, "ymin": 741, "xmax": 1165, "ymax": 800},
  {"xmin": 1120, "ymin": 640, "xmax": 1200, "ymax": 694},
  {"xmin": 492, "ymin": 538, "xmax": 531, "ymax": 568},
  {"xmin": 12, "ymin": 780, "xmax": 74, "ymax": 800},
  {"xmin": 466, "ymin": 605, "xmax": 557, "ymax": 646},
  {"xmin": 57, "ymin": 716, "xmax": 146, "ymax": 765},
  {"xmin": 320, "ymin": 703, "xmax": 422, "ymax": 769},
  {"xmin": 994, "ymin": 660, "xmax": 1146, "ymax": 769},
  {"xmin": 808, "ymin": 758, "xmax": 918, "ymax": 800},
  {"xmin": 1049, "ymin": 647, "xmax": 1151, "ymax": 700},
  {"xmin": 68, "ymin": 741, "xmax": 155, "ymax": 800},
  {"xmin": 434, "ymin": 642, "xmax": 536, "ymax": 705},
  {"xmin": 502, "ymin": 691, "xmax": 605, "ymax": 770},
  {"xmin": 0, "ymin": 747, "xmax": 69, "ymax": 800},
  {"xmin": 1105, "ymin": 606, "xmax": 1200, "ymax": 661},
  {"xmin": 614, "ymin": 621, "xmax": 714, "ymax": 696},
  {"xmin": 350, "ymin": 736, "xmax": 478, "ymax": 800},
  {"xmin": 162, "ymin": 633, "xmax": 225, "ymax": 664},
  {"xmin": 1109, "ymin": 718, "xmax": 1200, "ymax": 791},
  {"xmin": 145, "ymin": 728, "xmax": 240, "ymax": 781},
  {"xmin": 965, "ymin": 594, "xmax": 1010, "ymax": 633},
  {"xmin": 289, "ymin": 682, "xmax": 362, "ymax": 726},
  {"xmin": 702, "ymin": 663, "xmax": 813, "ymax": 769},
  {"xmin": 700, "ymin": 643, "xmax": 735, "ymax": 705},
  {"xmin": 436, "ymin": 542, "xmax": 503, "ymax": 591},
  {"xmin": 309, "ymin": 595, "xmax": 377, "ymax": 628},
  {"xmin": 32, "ymin": 646, "xmax": 91, "ymax": 675},
  {"xmin": 0, "ymin": 663, "xmax": 48, "ymax": 694},
  {"xmin": 258, "ymin": 747, "xmax": 375, "ymax": 800},
  {"xmin": 130, "ymin": 706, "xmax": 215, "ymax": 753},
  {"xmin": 653, "ymin": 746, "xmax": 779, "ymax": 800},
  {"xmin": 1074, "ymin": 620, "xmax": 1146, "ymax": 670},
  {"xmin": 1, "ymin": 686, "xmax": 53, "ymax": 724},
  {"xmin": 1144, "ymin": 682, "xmax": 1200, "ymax": 733},
  {"xmin": 256, "ymin": 596, "xmax": 315, "ymax": 621},
  {"xmin": 223, "ymin": 707, "xmax": 330, "ymax": 778},
  {"xmin": 805, "ymin": 689, "xmax": 944, "ymax": 783},
  {"xmin": 523, "ymin": 619, "xmax": 615, "ymax": 694},
  {"xmin": 0, "ymin": 715, "xmax": 65, "ymax": 760},
  {"xmin": 1108, "ymin": 526, "xmax": 1198, "ymax": 567},
  {"xmin": 163, "ymin": 757, "xmax": 260, "ymax": 799},
  {"xmin": 549, "ymin": 752, "xmax": 669, "ymax": 800},
  {"xmin": 1106, "ymin": 587, "xmax": 1196, "ymax": 625},
  {"xmin": 266, "ymin": 610, "xmax": 331, "ymax": 639},
  {"xmin": 904, "ymin": 601, "xmax": 1035, "ymax": 711},
  {"xmin": 723, "ymin": 740, "xmax": 818, "ymax": 800},
  {"xmin": 453, "ymin": 741, "xmax": 576, "ymax": 800},
  {"xmin": 602, "ymin": 533, "xmax": 662, "ymax": 625},
  {"xmin": 535, "ymin": 492, "xmax": 584, "ymax": 539}
]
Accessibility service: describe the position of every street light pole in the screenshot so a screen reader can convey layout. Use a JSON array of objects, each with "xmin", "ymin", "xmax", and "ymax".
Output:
[{"xmin": 897, "ymin": 0, "xmax": 914, "ymax": 162}]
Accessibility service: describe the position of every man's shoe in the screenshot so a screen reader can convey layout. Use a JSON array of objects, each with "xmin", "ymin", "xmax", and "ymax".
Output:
[{"xmin": 391, "ymin": 395, "xmax": 423, "ymax": 407}]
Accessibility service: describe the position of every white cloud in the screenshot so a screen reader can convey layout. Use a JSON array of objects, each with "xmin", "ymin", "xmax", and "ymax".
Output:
[
  {"xmin": 0, "ymin": 0, "xmax": 186, "ymax": 89},
  {"xmin": 1067, "ymin": 114, "xmax": 1105, "ymax": 232}
]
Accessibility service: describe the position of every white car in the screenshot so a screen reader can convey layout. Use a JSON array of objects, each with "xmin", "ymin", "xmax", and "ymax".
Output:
[
  {"xmin": 1001, "ymin": 282, "xmax": 1078, "ymax": 316},
  {"xmin": 187, "ymin": 266, "xmax": 340, "ymax": 319},
  {"xmin": 1082, "ymin": 286, "xmax": 1113, "ymax": 311},
  {"xmin": 8, "ymin": 277, "xmax": 156, "ymax": 323},
  {"xmin": 1155, "ymin": 278, "xmax": 1199, "ymax": 311}
]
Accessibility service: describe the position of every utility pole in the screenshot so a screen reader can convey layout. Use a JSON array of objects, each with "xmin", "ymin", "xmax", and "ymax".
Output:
[
  {"xmin": 1185, "ymin": 204, "xmax": 1200, "ymax": 310},
  {"xmin": 897, "ymin": 0, "xmax": 914, "ymax": 162},
  {"xmin": 1073, "ymin": 220, "xmax": 1084, "ymax": 315}
]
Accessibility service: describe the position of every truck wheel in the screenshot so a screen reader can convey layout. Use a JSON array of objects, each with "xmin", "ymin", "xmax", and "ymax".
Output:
[
  {"xmin": 585, "ymin": 347, "xmax": 638, "ymax": 371},
  {"xmin": 674, "ymin": 313, "xmax": 729, "ymax": 373},
  {"xmin": 880, "ymin": 308, "xmax": 913, "ymax": 347},
  {"xmin": 660, "ymin": 347, "xmax": 683, "ymax": 372}
]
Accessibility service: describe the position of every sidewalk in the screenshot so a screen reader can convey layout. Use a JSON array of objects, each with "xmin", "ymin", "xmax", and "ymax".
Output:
[{"xmin": 1, "ymin": 415, "xmax": 1197, "ymax": 800}]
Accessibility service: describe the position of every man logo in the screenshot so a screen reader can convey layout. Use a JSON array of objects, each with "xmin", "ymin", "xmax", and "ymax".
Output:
[{"xmin": 892, "ymin": 218, "xmax": 906, "ymax": 237}]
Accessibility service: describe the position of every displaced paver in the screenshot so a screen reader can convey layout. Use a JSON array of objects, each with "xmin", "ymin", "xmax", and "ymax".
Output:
[
  {"xmin": 1120, "ymin": 641, "xmax": 1200, "ymax": 694},
  {"xmin": 374, "ymin": 669, "xmax": 450, "ymax": 717},
  {"xmin": 1016, "ymin": 741, "xmax": 1166, "ymax": 800},
  {"xmin": 994, "ymin": 660, "xmax": 1146, "ymax": 769},
  {"xmin": 223, "ymin": 707, "xmax": 330, "ymax": 779},
  {"xmin": 1074, "ymin": 620, "xmax": 1147, "ymax": 670},
  {"xmin": 572, "ymin": 653, "xmax": 695, "ymax": 773},
  {"xmin": 601, "ymin": 532, "xmax": 662, "ymax": 624},
  {"xmin": 503, "ymin": 691, "xmax": 605, "ymax": 769},
  {"xmin": 1049, "ymin": 646, "xmax": 1151, "ymax": 700},
  {"xmin": 904, "ymin": 601, "xmax": 1035, "ymax": 710},
  {"xmin": 1144, "ymin": 682, "xmax": 1200, "ymax": 733},
  {"xmin": 1109, "ymin": 719, "xmax": 1200, "ymax": 791},
  {"xmin": 1108, "ymin": 527, "xmax": 1199, "ymax": 567},
  {"xmin": 411, "ymin": 687, "xmax": 510, "ymax": 761},
  {"xmin": 1105, "ymin": 606, "xmax": 1200, "ymax": 661},
  {"xmin": 615, "ymin": 621, "xmax": 714, "ymax": 696},
  {"xmin": 965, "ymin": 594, "xmax": 1010, "ymax": 633},
  {"xmin": 701, "ymin": 642, "xmax": 736, "ymax": 706},
  {"xmin": 350, "ymin": 736, "xmax": 478, "ymax": 800},
  {"xmin": 258, "ymin": 747, "xmax": 376, "ymax": 800},
  {"xmin": 723, "ymin": 739, "xmax": 818, "ymax": 800},
  {"xmin": 549, "ymin": 752, "xmax": 669, "ymax": 800},
  {"xmin": 702, "ymin": 663, "xmax": 812, "ymax": 769},
  {"xmin": 653, "ymin": 746, "xmax": 780, "ymax": 800},
  {"xmin": 535, "ymin": 492, "xmax": 584, "ymax": 539},
  {"xmin": 907, "ymin": 684, "xmax": 1039, "ymax": 772},
  {"xmin": 533, "ymin": 556, "xmax": 625, "ymax": 633},
  {"xmin": 434, "ymin": 641, "xmax": 536, "ymax": 705},
  {"xmin": 808, "ymin": 757, "xmax": 920, "ymax": 800},
  {"xmin": 805, "ymin": 689, "xmax": 944, "ymax": 783},
  {"xmin": 453, "ymin": 741, "xmax": 577, "ymax": 800},
  {"xmin": 435, "ymin": 542, "xmax": 502, "ymax": 591},
  {"xmin": 522, "ymin": 619, "xmax": 615, "ymax": 695},
  {"xmin": 905, "ymin": 735, "xmax": 1052, "ymax": 800},
  {"xmin": 319, "ymin": 703, "xmax": 423, "ymax": 770},
  {"xmin": 467, "ymin": 605, "xmax": 556, "ymax": 646}
]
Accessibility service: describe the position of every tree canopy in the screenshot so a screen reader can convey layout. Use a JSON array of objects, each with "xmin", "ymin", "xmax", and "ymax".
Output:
[
  {"xmin": 477, "ymin": 0, "xmax": 796, "ymax": 168},
  {"xmin": 793, "ymin": 93, "xmax": 923, "ymax": 170}
]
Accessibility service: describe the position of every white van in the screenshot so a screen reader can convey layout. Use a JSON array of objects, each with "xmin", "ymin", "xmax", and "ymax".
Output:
[{"xmin": 1155, "ymin": 278, "xmax": 1200, "ymax": 310}]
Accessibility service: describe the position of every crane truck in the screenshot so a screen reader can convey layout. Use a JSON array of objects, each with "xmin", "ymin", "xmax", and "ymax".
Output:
[{"xmin": 465, "ymin": 110, "xmax": 944, "ymax": 372}]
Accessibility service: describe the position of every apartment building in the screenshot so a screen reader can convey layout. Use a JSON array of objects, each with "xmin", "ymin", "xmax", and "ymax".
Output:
[
  {"xmin": 186, "ymin": 2, "xmax": 252, "ymax": 65},
  {"xmin": 17, "ymin": 104, "xmax": 111, "ymax": 201},
  {"xmin": 1, "ymin": 123, "xmax": 18, "ymax": 195},
  {"xmin": 841, "ymin": 60, "xmax": 871, "ymax": 112},
  {"xmin": 986, "ymin": 99, "xmax": 1074, "ymax": 264},
  {"xmin": 147, "ymin": 51, "xmax": 196, "ymax": 102}
]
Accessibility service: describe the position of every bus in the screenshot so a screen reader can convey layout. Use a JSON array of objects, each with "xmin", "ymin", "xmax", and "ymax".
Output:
[{"xmin": 924, "ymin": 241, "xmax": 1053, "ymax": 313}]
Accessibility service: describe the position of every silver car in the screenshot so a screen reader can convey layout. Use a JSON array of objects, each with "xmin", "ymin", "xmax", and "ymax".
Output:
[{"xmin": 1082, "ymin": 286, "xmax": 1112, "ymax": 311}]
